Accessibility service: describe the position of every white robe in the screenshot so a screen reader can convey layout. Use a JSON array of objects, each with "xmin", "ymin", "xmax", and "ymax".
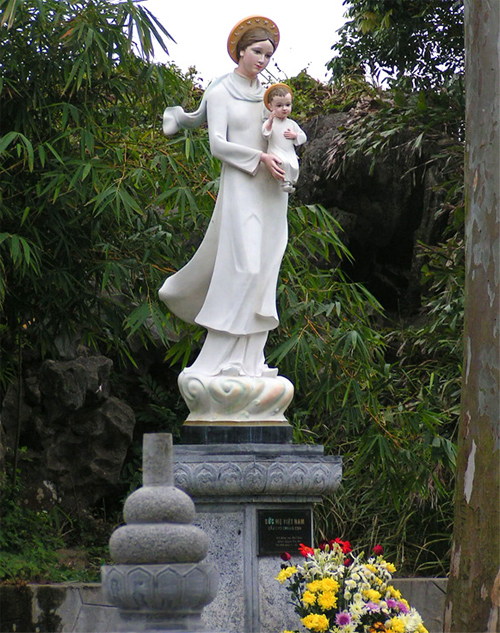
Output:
[{"xmin": 159, "ymin": 73, "xmax": 289, "ymax": 349}]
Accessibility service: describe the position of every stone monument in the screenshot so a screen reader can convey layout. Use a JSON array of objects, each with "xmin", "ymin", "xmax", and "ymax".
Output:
[
  {"xmin": 173, "ymin": 443, "xmax": 341, "ymax": 633},
  {"xmin": 157, "ymin": 15, "xmax": 342, "ymax": 632},
  {"xmin": 101, "ymin": 434, "xmax": 219, "ymax": 632}
]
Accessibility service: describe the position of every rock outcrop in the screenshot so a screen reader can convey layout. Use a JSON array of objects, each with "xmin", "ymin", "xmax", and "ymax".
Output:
[
  {"xmin": 296, "ymin": 108, "xmax": 452, "ymax": 312},
  {"xmin": 1, "ymin": 355, "xmax": 135, "ymax": 510}
]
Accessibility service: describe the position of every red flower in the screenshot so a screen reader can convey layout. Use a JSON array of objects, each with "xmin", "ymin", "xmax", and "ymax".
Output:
[
  {"xmin": 318, "ymin": 540, "xmax": 328, "ymax": 551},
  {"xmin": 298, "ymin": 543, "xmax": 315, "ymax": 557},
  {"xmin": 330, "ymin": 538, "xmax": 352, "ymax": 554},
  {"xmin": 280, "ymin": 551, "xmax": 291, "ymax": 561},
  {"xmin": 373, "ymin": 544, "xmax": 384, "ymax": 556},
  {"xmin": 344, "ymin": 557, "xmax": 353, "ymax": 567}
]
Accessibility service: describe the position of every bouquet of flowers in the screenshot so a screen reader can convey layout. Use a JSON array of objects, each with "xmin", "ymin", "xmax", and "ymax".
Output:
[{"xmin": 276, "ymin": 539, "xmax": 428, "ymax": 633}]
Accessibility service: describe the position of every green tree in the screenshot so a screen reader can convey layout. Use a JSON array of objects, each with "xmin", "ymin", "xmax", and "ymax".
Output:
[
  {"xmin": 329, "ymin": 0, "xmax": 464, "ymax": 88},
  {"xmin": 444, "ymin": 1, "xmax": 500, "ymax": 629}
]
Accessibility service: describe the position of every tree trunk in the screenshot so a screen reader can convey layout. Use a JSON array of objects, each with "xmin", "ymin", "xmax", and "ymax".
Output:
[{"xmin": 444, "ymin": 1, "xmax": 500, "ymax": 631}]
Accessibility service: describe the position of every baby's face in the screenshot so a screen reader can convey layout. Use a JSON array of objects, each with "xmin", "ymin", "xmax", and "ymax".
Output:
[{"xmin": 270, "ymin": 94, "xmax": 292, "ymax": 119}]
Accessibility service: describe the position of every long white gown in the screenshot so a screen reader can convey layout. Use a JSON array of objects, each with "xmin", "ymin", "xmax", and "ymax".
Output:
[{"xmin": 159, "ymin": 72, "xmax": 289, "ymax": 376}]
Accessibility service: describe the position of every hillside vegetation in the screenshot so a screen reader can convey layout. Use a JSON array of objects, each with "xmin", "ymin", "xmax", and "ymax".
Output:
[{"xmin": 0, "ymin": 0, "xmax": 463, "ymax": 580}]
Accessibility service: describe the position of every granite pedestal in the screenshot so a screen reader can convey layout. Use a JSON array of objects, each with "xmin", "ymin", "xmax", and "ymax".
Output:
[{"xmin": 173, "ymin": 443, "xmax": 342, "ymax": 633}]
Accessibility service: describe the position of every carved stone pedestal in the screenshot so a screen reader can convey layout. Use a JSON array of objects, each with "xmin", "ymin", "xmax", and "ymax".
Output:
[
  {"xmin": 178, "ymin": 372, "xmax": 295, "ymax": 444},
  {"xmin": 173, "ymin": 443, "xmax": 342, "ymax": 633},
  {"xmin": 102, "ymin": 563, "xmax": 218, "ymax": 632}
]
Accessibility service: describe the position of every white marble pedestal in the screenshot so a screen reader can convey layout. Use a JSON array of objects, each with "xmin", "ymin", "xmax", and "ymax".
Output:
[{"xmin": 173, "ymin": 443, "xmax": 342, "ymax": 633}]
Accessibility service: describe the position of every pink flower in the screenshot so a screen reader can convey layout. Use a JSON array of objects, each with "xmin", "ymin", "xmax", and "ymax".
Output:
[
  {"xmin": 280, "ymin": 552, "xmax": 291, "ymax": 561},
  {"xmin": 373, "ymin": 544, "xmax": 384, "ymax": 556},
  {"xmin": 335, "ymin": 612, "xmax": 352, "ymax": 626},
  {"xmin": 298, "ymin": 543, "xmax": 315, "ymax": 557}
]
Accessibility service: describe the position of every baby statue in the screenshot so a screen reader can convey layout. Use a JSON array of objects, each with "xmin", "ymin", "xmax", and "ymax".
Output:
[{"xmin": 262, "ymin": 83, "xmax": 307, "ymax": 193}]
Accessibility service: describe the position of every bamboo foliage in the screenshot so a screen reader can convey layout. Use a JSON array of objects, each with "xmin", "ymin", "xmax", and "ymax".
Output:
[
  {"xmin": 0, "ymin": 0, "xmax": 463, "ymax": 577},
  {"xmin": 0, "ymin": 0, "xmax": 214, "ymax": 385}
]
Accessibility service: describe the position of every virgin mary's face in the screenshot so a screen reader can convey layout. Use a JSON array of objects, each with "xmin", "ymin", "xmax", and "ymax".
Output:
[{"xmin": 237, "ymin": 39, "xmax": 274, "ymax": 79}]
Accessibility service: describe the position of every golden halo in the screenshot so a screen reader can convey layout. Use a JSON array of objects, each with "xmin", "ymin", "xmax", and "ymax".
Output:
[
  {"xmin": 227, "ymin": 15, "xmax": 280, "ymax": 64},
  {"xmin": 263, "ymin": 83, "xmax": 293, "ymax": 111}
]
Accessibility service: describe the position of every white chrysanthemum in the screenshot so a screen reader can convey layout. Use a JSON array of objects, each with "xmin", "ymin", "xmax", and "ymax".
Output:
[
  {"xmin": 401, "ymin": 609, "xmax": 423, "ymax": 631},
  {"xmin": 352, "ymin": 573, "xmax": 360, "ymax": 581},
  {"xmin": 350, "ymin": 602, "xmax": 365, "ymax": 618}
]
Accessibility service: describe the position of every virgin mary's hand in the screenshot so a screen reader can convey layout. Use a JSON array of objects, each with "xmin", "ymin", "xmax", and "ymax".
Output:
[{"xmin": 260, "ymin": 152, "xmax": 285, "ymax": 180}]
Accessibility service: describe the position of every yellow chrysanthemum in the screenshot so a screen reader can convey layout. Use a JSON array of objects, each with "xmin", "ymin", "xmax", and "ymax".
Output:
[
  {"xmin": 400, "ymin": 599, "xmax": 410, "ymax": 611},
  {"xmin": 386, "ymin": 562, "xmax": 397, "ymax": 573},
  {"xmin": 388, "ymin": 617, "xmax": 405, "ymax": 633},
  {"xmin": 301, "ymin": 613, "xmax": 330, "ymax": 632},
  {"xmin": 387, "ymin": 586, "xmax": 402, "ymax": 599},
  {"xmin": 365, "ymin": 564, "xmax": 377, "ymax": 573},
  {"xmin": 317, "ymin": 591, "xmax": 337, "ymax": 610},
  {"xmin": 319, "ymin": 577, "xmax": 340, "ymax": 592},
  {"xmin": 276, "ymin": 566, "xmax": 297, "ymax": 584},
  {"xmin": 302, "ymin": 590, "xmax": 317, "ymax": 606},
  {"xmin": 307, "ymin": 580, "xmax": 323, "ymax": 593},
  {"xmin": 363, "ymin": 589, "xmax": 381, "ymax": 602},
  {"xmin": 417, "ymin": 624, "xmax": 429, "ymax": 633}
]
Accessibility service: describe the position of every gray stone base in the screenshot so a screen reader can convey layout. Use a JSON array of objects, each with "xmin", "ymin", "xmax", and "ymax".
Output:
[
  {"xmin": 0, "ymin": 579, "xmax": 447, "ymax": 633},
  {"xmin": 101, "ymin": 563, "xmax": 219, "ymax": 632},
  {"xmin": 172, "ymin": 443, "xmax": 342, "ymax": 633}
]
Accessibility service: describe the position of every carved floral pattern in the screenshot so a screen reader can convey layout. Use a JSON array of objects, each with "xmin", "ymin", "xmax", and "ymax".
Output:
[
  {"xmin": 102, "ymin": 563, "xmax": 218, "ymax": 612},
  {"xmin": 174, "ymin": 458, "xmax": 341, "ymax": 497}
]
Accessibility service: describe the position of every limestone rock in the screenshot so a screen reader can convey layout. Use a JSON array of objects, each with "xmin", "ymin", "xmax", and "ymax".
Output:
[
  {"xmin": 0, "ymin": 355, "xmax": 135, "ymax": 510},
  {"xmin": 296, "ymin": 111, "xmax": 450, "ymax": 312},
  {"xmin": 39, "ymin": 356, "xmax": 112, "ymax": 414}
]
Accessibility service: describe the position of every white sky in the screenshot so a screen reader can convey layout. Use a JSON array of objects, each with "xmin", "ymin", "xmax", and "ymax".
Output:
[{"xmin": 143, "ymin": 0, "xmax": 347, "ymax": 86}]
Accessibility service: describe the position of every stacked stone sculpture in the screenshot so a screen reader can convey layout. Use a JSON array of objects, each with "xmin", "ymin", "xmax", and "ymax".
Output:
[{"xmin": 102, "ymin": 433, "xmax": 219, "ymax": 632}]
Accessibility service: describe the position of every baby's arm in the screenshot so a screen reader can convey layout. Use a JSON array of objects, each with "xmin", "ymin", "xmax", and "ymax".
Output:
[
  {"xmin": 287, "ymin": 119, "xmax": 307, "ymax": 146},
  {"xmin": 263, "ymin": 112, "xmax": 275, "ymax": 133}
]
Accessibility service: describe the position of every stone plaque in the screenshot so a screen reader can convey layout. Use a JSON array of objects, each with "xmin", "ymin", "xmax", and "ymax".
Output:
[{"xmin": 257, "ymin": 509, "xmax": 312, "ymax": 556}]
